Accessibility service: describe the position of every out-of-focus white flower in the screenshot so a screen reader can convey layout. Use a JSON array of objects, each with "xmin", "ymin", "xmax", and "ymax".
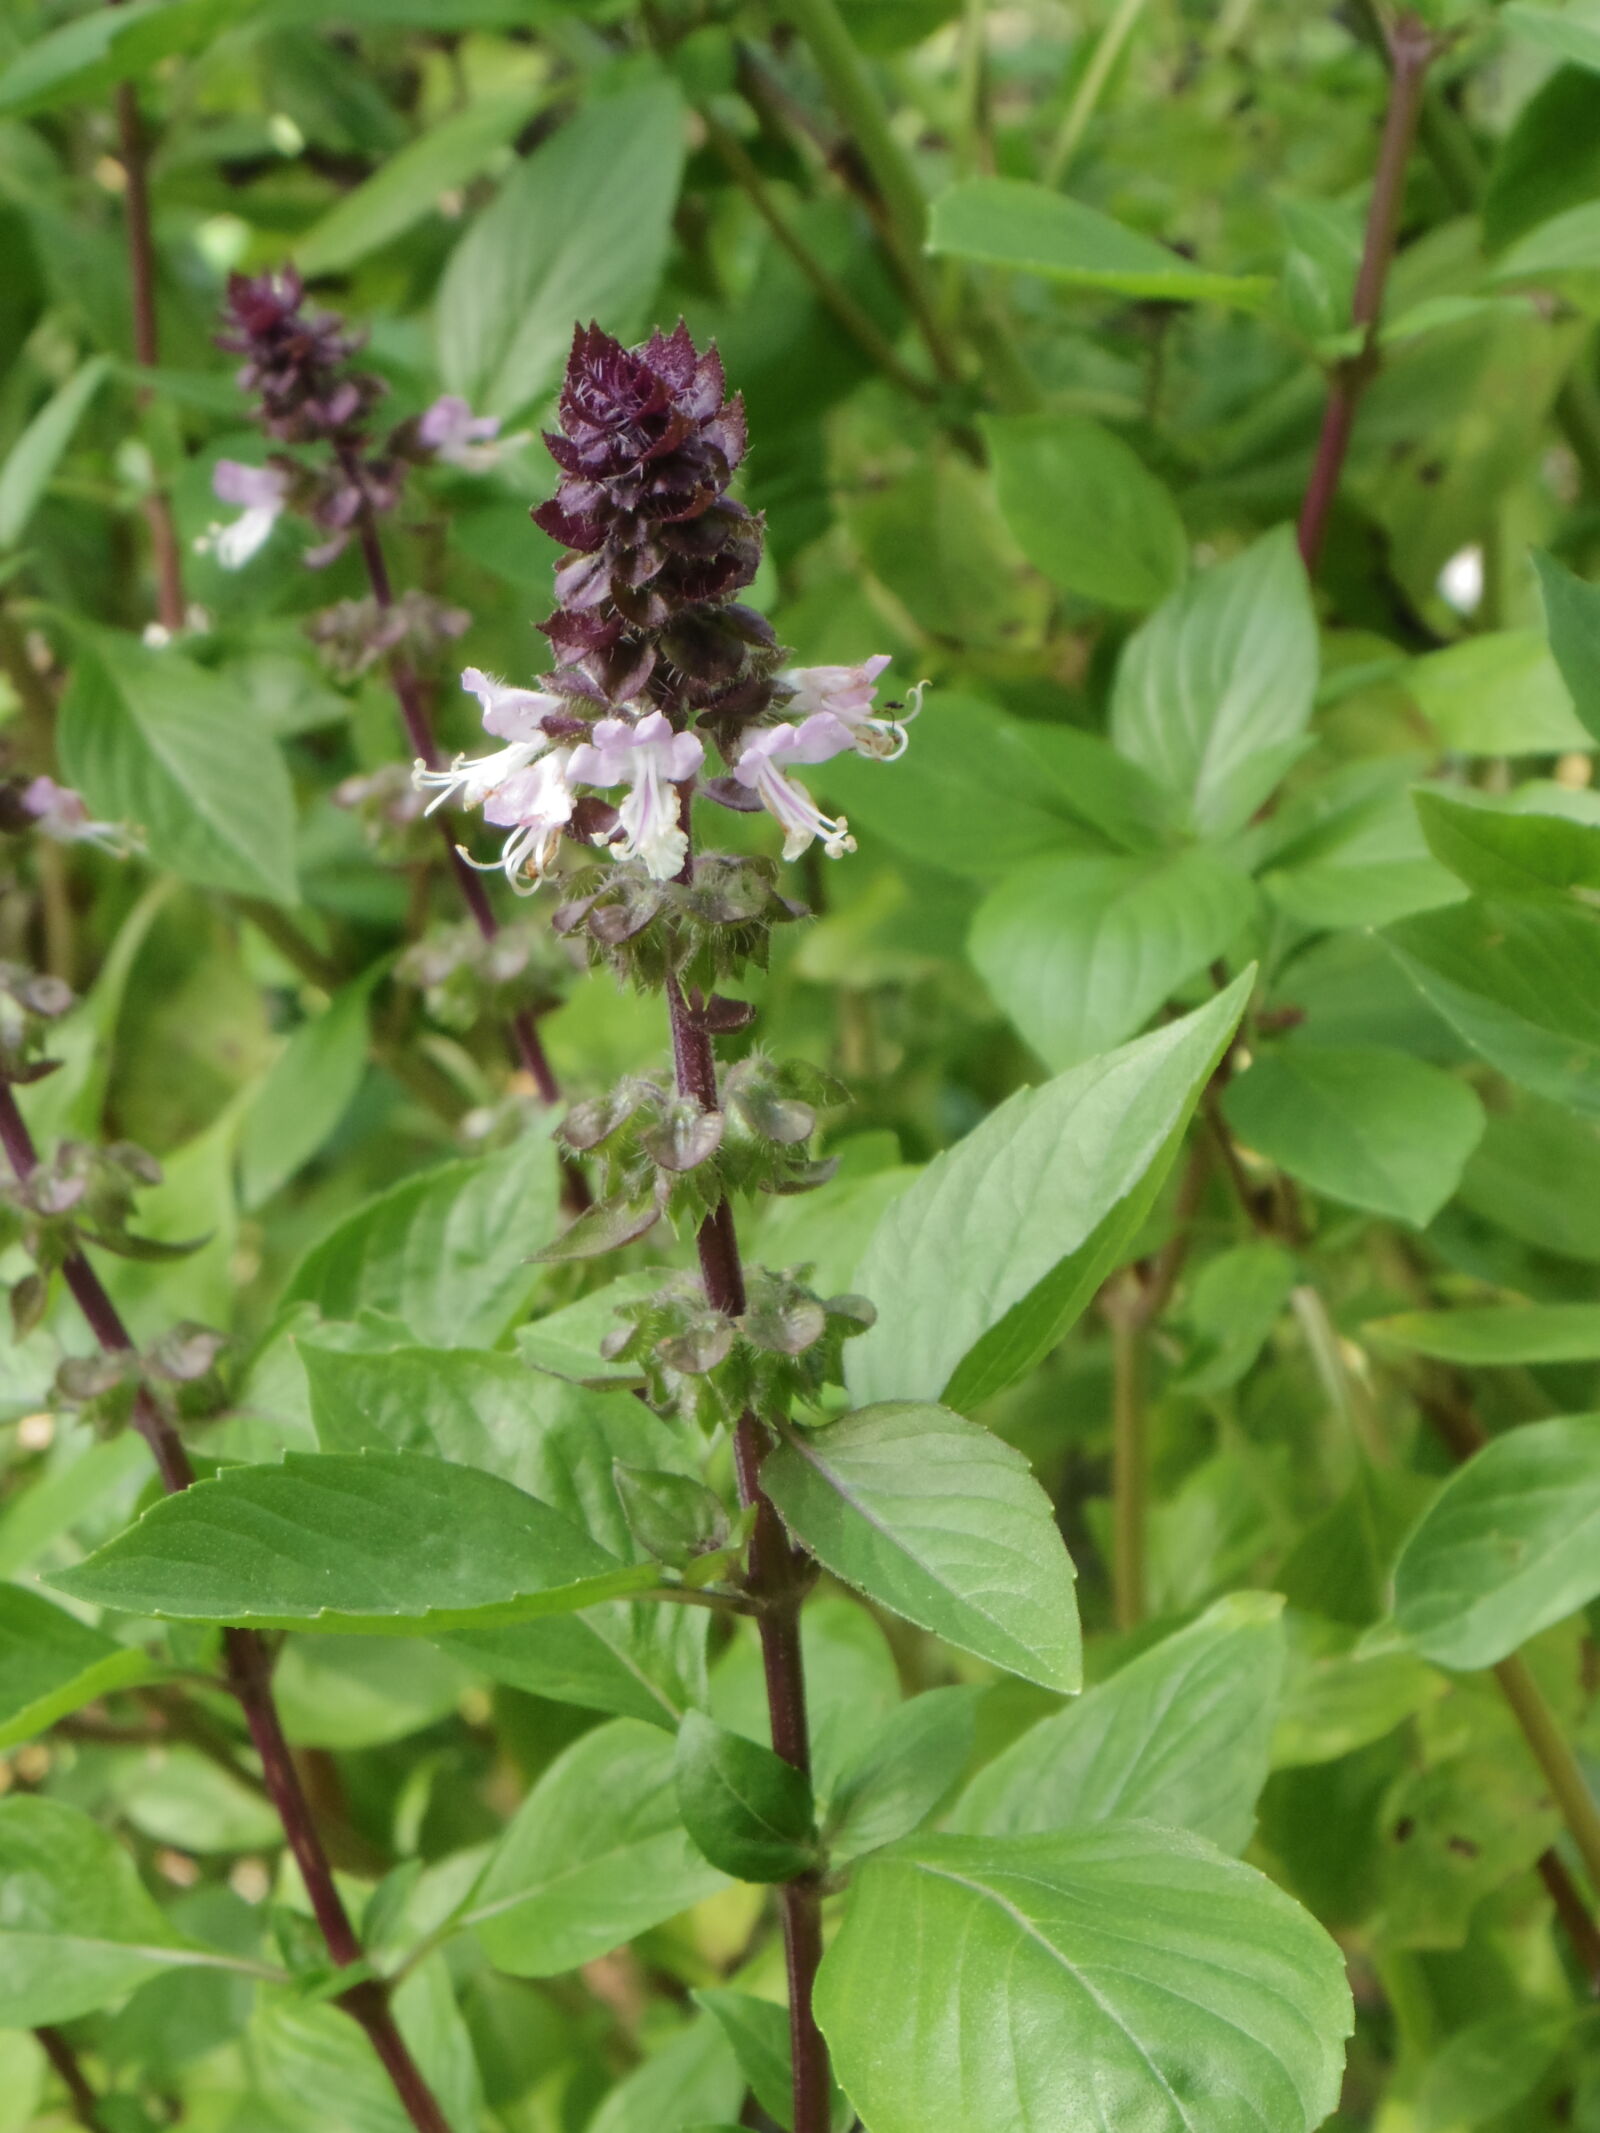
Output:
[
  {"xmin": 567, "ymin": 711, "xmax": 704, "ymax": 880},
  {"xmin": 418, "ymin": 395, "xmax": 527, "ymax": 472},
  {"xmin": 21, "ymin": 776, "xmax": 139, "ymax": 857},
  {"xmin": 198, "ymin": 460, "xmax": 290, "ymax": 569},
  {"xmin": 1437, "ymin": 545, "xmax": 1484, "ymax": 617}
]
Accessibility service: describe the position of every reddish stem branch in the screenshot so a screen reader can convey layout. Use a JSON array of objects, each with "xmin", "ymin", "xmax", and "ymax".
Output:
[
  {"xmin": 113, "ymin": 81, "xmax": 186, "ymax": 635},
  {"xmin": 663, "ymin": 963, "xmax": 830, "ymax": 2133},
  {"xmin": 0, "ymin": 1079, "xmax": 454, "ymax": 2133},
  {"xmin": 1296, "ymin": 13, "xmax": 1434, "ymax": 573},
  {"xmin": 343, "ymin": 483, "xmax": 561, "ymax": 1106},
  {"xmin": 36, "ymin": 2026, "xmax": 109, "ymax": 2132}
]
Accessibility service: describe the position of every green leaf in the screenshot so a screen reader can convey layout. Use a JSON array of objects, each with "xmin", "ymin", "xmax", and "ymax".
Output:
[
  {"xmin": 1394, "ymin": 1414, "xmax": 1600, "ymax": 1669},
  {"xmin": 250, "ymin": 1955, "xmax": 480, "ymax": 2133},
  {"xmin": 826, "ymin": 1686, "xmax": 979, "ymax": 1863},
  {"xmin": 928, "ymin": 177, "xmax": 1273, "ymax": 307},
  {"xmin": 0, "ymin": 0, "xmax": 226, "ymax": 116},
  {"xmin": 710, "ymin": 1593, "xmax": 902, "ymax": 1803},
  {"xmin": 1483, "ymin": 65, "xmax": 1600, "ymax": 256},
  {"xmin": 1364, "ymin": 1304, "xmax": 1600, "ymax": 1366},
  {"xmin": 1504, "ymin": 3, "xmax": 1600, "ymax": 70},
  {"xmin": 1262, "ymin": 771, "xmax": 1464, "ymax": 930},
  {"xmin": 0, "ymin": 1796, "xmax": 217, "ymax": 2026},
  {"xmin": 674, "ymin": 1712, "xmax": 817, "ymax": 1883},
  {"xmin": 1272, "ymin": 1622, "xmax": 1445, "ymax": 1770},
  {"xmin": 1459, "ymin": 1093, "xmax": 1600, "ymax": 1263},
  {"xmin": 296, "ymin": 87, "xmax": 544, "ymax": 276},
  {"xmin": 815, "ymin": 1826, "xmax": 1352, "ymax": 2133},
  {"xmin": 1415, "ymin": 784, "xmax": 1600, "ymax": 896},
  {"xmin": 271, "ymin": 1636, "xmax": 475, "ymax": 1750},
  {"xmin": 1177, "ymin": 1242, "xmax": 1297, "ymax": 1395},
  {"xmin": 0, "ymin": 355, "xmax": 111, "ymax": 547},
  {"xmin": 694, "ymin": 1990, "xmax": 851, "ymax": 2133},
  {"xmin": 981, "ymin": 412, "xmax": 1186, "ymax": 610},
  {"xmin": 1533, "ymin": 547, "xmax": 1600, "ymax": 745},
  {"xmin": 820, "ymin": 693, "xmax": 1113, "ymax": 882},
  {"xmin": 59, "ymin": 635, "xmax": 298, "ymax": 905},
  {"xmin": 1414, "ymin": 2009, "xmax": 1571, "ymax": 2133},
  {"xmin": 1492, "ymin": 198, "xmax": 1600, "ymax": 283},
  {"xmin": 464, "ymin": 1718, "xmax": 727, "ymax": 1976},
  {"xmin": 437, "ymin": 83, "xmax": 686, "ymax": 417},
  {"xmin": 282, "ymin": 1129, "xmax": 557, "ymax": 1347},
  {"xmin": 969, "ymin": 848, "xmax": 1254, "ymax": 1070},
  {"xmin": 1221, "ymin": 1045, "xmax": 1484, "ymax": 1227},
  {"xmin": 846, "ymin": 975, "xmax": 1251, "ymax": 1409},
  {"xmin": 515, "ymin": 1270, "xmax": 663, "ymax": 1387},
  {"xmin": 761, "ymin": 1403, "xmax": 1080, "ymax": 1693},
  {"xmin": 1385, "ymin": 899, "xmax": 1600, "ymax": 1116},
  {"xmin": 586, "ymin": 2017, "xmax": 743, "ymax": 2133},
  {"xmin": 951, "ymin": 1592, "xmax": 1286, "ymax": 1854},
  {"xmin": 239, "ymin": 973, "xmax": 375, "ymax": 1211},
  {"xmin": 1407, "ymin": 628, "xmax": 1592, "ymax": 756},
  {"xmin": 1110, "ymin": 526, "xmax": 1318, "ymax": 838},
  {"xmin": 0, "ymin": 1583, "xmax": 151, "ymax": 1749},
  {"xmin": 114, "ymin": 1744, "xmax": 282, "ymax": 1855},
  {"xmin": 51, "ymin": 1450, "xmax": 657, "ymax": 1635},
  {"xmin": 307, "ymin": 1343, "xmax": 707, "ymax": 1723}
]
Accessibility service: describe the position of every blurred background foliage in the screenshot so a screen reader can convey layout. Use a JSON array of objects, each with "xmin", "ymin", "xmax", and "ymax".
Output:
[{"xmin": 8, "ymin": 0, "xmax": 1600, "ymax": 2126}]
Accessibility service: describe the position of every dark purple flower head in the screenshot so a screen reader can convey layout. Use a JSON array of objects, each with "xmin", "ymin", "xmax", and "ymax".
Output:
[
  {"xmin": 535, "ymin": 322, "xmax": 782, "ymax": 724},
  {"xmin": 218, "ymin": 269, "xmax": 385, "ymax": 446}
]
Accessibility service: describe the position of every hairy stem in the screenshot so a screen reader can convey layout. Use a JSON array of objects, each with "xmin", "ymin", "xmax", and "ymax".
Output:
[
  {"xmin": 662, "ymin": 957, "xmax": 828, "ymax": 2133},
  {"xmin": 1296, "ymin": 13, "xmax": 1433, "ymax": 572},
  {"xmin": 112, "ymin": 79, "xmax": 186, "ymax": 634},
  {"xmin": 0, "ymin": 1078, "xmax": 455, "ymax": 2133}
]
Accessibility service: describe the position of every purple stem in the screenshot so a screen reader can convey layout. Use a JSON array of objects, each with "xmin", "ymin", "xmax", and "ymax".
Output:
[
  {"xmin": 1297, "ymin": 13, "xmax": 1434, "ymax": 573},
  {"xmin": 662, "ymin": 961, "xmax": 831, "ymax": 2133},
  {"xmin": 0, "ymin": 1080, "xmax": 455, "ymax": 2133}
]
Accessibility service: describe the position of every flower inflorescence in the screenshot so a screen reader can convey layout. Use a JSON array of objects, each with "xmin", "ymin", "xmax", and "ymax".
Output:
[
  {"xmin": 412, "ymin": 321, "xmax": 921, "ymax": 908},
  {"xmin": 203, "ymin": 272, "xmax": 520, "ymax": 572}
]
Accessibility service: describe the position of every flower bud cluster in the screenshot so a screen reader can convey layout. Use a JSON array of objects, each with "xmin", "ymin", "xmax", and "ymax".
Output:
[
  {"xmin": 604, "ymin": 1264, "xmax": 874, "ymax": 1432},
  {"xmin": 550, "ymin": 1051, "xmax": 845, "ymax": 1259},
  {"xmin": 397, "ymin": 915, "xmax": 574, "ymax": 1034},
  {"xmin": 1, "ymin": 1137, "xmax": 201, "ymax": 1340},
  {"xmin": 0, "ymin": 960, "xmax": 74, "ymax": 1086}
]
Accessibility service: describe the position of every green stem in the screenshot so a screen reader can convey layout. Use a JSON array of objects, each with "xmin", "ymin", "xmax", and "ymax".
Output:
[
  {"xmin": 1044, "ymin": 0, "xmax": 1150, "ymax": 187},
  {"xmin": 1107, "ymin": 1279, "xmax": 1146, "ymax": 1632},
  {"xmin": 778, "ymin": 0, "xmax": 926, "ymax": 250},
  {"xmin": 774, "ymin": 0, "xmax": 973, "ymax": 392},
  {"xmin": 1494, "ymin": 1652, "xmax": 1600, "ymax": 1901},
  {"xmin": 703, "ymin": 113, "xmax": 937, "ymax": 402},
  {"xmin": 956, "ymin": 0, "xmax": 992, "ymax": 177}
]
